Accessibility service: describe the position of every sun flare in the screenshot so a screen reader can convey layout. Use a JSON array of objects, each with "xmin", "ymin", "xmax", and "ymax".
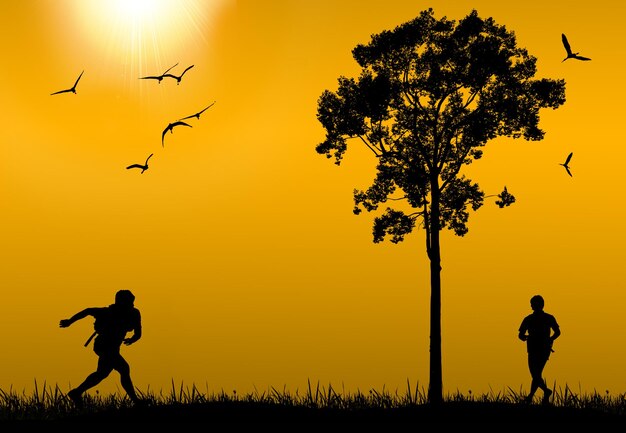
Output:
[
  {"xmin": 114, "ymin": 0, "xmax": 162, "ymax": 20},
  {"xmin": 67, "ymin": 0, "xmax": 230, "ymax": 86}
]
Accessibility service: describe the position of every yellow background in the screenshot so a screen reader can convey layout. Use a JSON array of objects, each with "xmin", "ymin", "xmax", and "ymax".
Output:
[{"xmin": 1, "ymin": 0, "xmax": 624, "ymax": 397}]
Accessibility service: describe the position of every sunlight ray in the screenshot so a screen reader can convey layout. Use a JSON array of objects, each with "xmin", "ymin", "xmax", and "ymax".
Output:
[{"xmin": 68, "ymin": 0, "xmax": 227, "ymax": 91}]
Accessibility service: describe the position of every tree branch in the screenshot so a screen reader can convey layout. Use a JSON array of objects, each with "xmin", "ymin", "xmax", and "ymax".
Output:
[
  {"xmin": 463, "ymin": 88, "xmax": 480, "ymax": 109},
  {"xmin": 357, "ymin": 134, "xmax": 381, "ymax": 157},
  {"xmin": 440, "ymin": 139, "xmax": 473, "ymax": 192}
]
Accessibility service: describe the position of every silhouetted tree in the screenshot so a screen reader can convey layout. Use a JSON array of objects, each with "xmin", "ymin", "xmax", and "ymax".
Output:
[{"xmin": 315, "ymin": 8, "xmax": 566, "ymax": 404}]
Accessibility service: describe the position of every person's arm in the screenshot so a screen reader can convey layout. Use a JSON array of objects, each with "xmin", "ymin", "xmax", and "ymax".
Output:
[
  {"xmin": 123, "ymin": 310, "xmax": 142, "ymax": 345},
  {"xmin": 518, "ymin": 319, "xmax": 528, "ymax": 341},
  {"xmin": 550, "ymin": 320, "xmax": 561, "ymax": 342},
  {"xmin": 59, "ymin": 308, "xmax": 97, "ymax": 328}
]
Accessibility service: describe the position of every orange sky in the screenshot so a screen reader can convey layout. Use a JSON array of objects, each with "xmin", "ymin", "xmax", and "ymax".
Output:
[{"xmin": 1, "ymin": 0, "xmax": 625, "ymax": 398}]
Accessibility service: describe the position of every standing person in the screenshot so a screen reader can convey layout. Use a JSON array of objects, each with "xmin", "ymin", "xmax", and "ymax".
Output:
[
  {"xmin": 518, "ymin": 294, "xmax": 561, "ymax": 404},
  {"xmin": 59, "ymin": 289, "xmax": 142, "ymax": 407}
]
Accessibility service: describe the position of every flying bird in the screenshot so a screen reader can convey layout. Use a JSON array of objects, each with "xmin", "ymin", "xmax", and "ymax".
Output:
[
  {"xmin": 178, "ymin": 101, "xmax": 216, "ymax": 121},
  {"xmin": 126, "ymin": 153, "xmax": 154, "ymax": 173},
  {"xmin": 50, "ymin": 70, "xmax": 84, "ymax": 95},
  {"xmin": 561, "ymin": 34, "xmax": 591, "ymax": 62},
  {"xmin": 162, "ymin": 121, "xmax": 192, "ymax": 147},
  {"xmin": 139, "ymin": 63, "xmax": 178, "ymax": 83},
  {"xmin": 163, "ymin": 65, "xmax": 194, "ymax": 85},
  {"xmin": 559, "ymin": 152, "xmax": 573, "ymax": 177}
]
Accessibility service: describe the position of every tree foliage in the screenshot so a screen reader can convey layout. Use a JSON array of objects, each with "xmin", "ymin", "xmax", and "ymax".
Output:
[{"xmin": 316, "ymin": 8, "xmax": 565, "ymax": 242}]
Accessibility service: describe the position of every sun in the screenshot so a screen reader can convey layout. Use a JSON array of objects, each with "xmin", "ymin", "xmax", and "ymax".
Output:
[
  {"xmin": 114, "ymin": 0, "xmax": 161, "ymax": 19},
  {"xmin": 67, "ymin": 0, "xmax": 230, "ymax": 86},
  {"xmin": 110, "ymin": 0, "xmax": 171, "ymax": 25}
]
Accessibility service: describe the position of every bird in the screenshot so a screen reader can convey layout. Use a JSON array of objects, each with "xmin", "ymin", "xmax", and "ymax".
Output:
[
  {"xmin": 50, "ymin": 70, "xmax": 84, "ymax": 95},
  {"xmin": 126, "ymin": 153, "xmax": 154, "ymax": 173},
  {"xmin": 161, "ymin": 121, "xmax": 192, "ymax": 147},
  {"xmin": 559, "ymin": 152, "xmax": 573, "ymax": 177},
  {"xmin": 139, "ymin": 63, "xmax": 178, "ymax": 83},
  {"xmin": 178, "ymin": 101, "xmax": 216, "ymax": 121},
  {"xmin": 561, "ymin": 34, "xmax": 591, "ymax": 62},
  {"xmin": 163, "ymin": 65, "xmax": 194, "ymax": 85}
]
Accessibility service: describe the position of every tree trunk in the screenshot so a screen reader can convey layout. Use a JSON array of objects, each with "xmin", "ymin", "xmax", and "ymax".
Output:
[{"xmin": 427, "ymin": 183, "xmax": 443, "ymax": 405}]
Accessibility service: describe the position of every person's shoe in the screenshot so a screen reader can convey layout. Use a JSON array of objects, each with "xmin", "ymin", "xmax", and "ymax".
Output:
[
  {"xmin": 67, "ymin": 389, "xmax": 83, "ymax": 409},
  {"xmin": 542, "ymin": 389, "xmax": 553, "ymax": 405}
]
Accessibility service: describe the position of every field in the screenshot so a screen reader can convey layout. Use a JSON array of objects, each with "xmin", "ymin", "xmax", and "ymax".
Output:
[{"xmin": 2, "ymin": 381, "xmax": 626, "ymax": 424}]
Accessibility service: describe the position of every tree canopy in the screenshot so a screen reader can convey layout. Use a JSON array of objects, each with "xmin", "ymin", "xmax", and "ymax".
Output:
[{"xmin": 316, "ymin": 8, "xmax": 565, "ymax": 243}]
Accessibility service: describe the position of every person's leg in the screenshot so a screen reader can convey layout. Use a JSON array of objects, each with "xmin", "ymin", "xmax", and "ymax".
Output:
[
  {"xmin": 526, "ymin": 354, "xmax": 544, "ymax": 402},
  {"xmin": 542, "ymin": 387, "xmax": 553, "ymax": 404},
  {"xmin": 538, "ymin": 355, "xmax": 553, "ymax": 404},
  {"xmin": 113, "ymin": 354, "xmax": 139, "ymax": 403},
  {"xmin": 67, "ymin": 356, "xmax": 113, "ymax": 407}
]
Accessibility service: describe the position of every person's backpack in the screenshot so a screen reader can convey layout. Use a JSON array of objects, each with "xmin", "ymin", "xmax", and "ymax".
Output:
[{"xmin": 84, "ymin": 306, "xmax": 115, "ymax": 347}]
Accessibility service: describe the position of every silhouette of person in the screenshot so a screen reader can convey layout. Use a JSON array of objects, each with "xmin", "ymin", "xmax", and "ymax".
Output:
[
  {"xmin": 518, "ymin": 294, "xmax": 561, "ymax": 404},
  {"xmin": 59, "ymin": 289, "xmax": 142, "ymax": 407}
]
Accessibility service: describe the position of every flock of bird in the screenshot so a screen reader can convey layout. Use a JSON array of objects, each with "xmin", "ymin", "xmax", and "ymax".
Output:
[
  {"xmin": 160, "ymin": 102, "xmax": 216, "ymax": 148},
  {"xmin": 139, "ymin": 63, "xmax": 195, "ymax": 85},
  {"xmin": 558, "ymin": 33, "xmax": 591, "ymax": 178},
  {"xmin": 49, "ymin": 33, "xmax": 589, "ymax": 178},
  {"xmin": 50, "ymin": 63, "xmax": 215, "ymax": 174}
]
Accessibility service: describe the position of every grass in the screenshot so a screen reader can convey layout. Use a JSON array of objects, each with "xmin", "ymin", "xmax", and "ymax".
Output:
[{"xmin": 1, "ymin": 379, "xmax": 626, "ymax": 423}]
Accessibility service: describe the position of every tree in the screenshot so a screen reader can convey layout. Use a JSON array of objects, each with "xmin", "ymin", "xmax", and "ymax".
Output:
[{"xmin": 315, "ymin": 8, "xmax": 566, "ymax": 405}]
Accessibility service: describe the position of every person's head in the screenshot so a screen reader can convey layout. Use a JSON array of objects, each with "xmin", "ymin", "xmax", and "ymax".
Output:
[
  {"xmin": 530, "ymin": 295, "xmax": 544, "ymax": 311},
  {"xmin": 115, "ymin": 289, "xmax": 135, "ymax": 308}
]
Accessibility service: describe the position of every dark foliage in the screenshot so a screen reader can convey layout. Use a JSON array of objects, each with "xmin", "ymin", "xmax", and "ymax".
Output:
[
  {"xmin": 3, "ymin": 384, "xmax": 626, "ymax": 424},
  {"xmin": 4, "ymin": 401, "xmax": 625, "ymax": 425},
  {"xmin": 316, "ymin": 7, "xmax": 565, "ymax": 241}
]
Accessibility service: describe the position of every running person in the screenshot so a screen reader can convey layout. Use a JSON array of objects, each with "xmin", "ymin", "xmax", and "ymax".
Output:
[
  {"xmin": 518, "ymin": 294, "xmax": 561, "ymax": 404},
  {"xmin": 59, "ymin": 289, "xmax": 142, "ymax": 407}
]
